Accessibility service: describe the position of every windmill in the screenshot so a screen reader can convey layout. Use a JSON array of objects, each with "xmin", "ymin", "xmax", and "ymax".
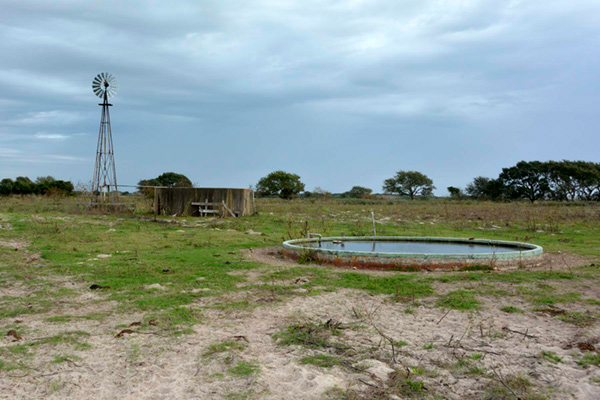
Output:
[{"xmin": 91, "ymin": 73, "xmax": 119, "ymax": 201}]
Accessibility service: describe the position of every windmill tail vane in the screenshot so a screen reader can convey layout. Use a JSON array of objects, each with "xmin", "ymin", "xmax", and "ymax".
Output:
[{"xmin": 91, "ymin": 72, "xmax": 119, "ymax": 201}]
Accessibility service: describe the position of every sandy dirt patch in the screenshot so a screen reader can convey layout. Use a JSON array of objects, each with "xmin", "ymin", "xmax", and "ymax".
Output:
[{"xmin": 2, "ymin": 286, "xmax": 600, "ymax": 399}]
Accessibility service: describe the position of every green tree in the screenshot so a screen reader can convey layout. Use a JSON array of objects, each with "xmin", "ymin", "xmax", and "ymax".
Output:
[
  {"xmin": 35, "ymin": 180, "xmax": 74, "ymax": 196},
  {"xmin": 546, "ymin": 160, "xmax": 600, "ymax": 201},
  {"xmin": 465, "ymin": 176, "xmax": 506, "ymax": 200},
  {"xmin": 345, "ymin": 186, "xmax": 373, "ymax": 198},
  {"xmin": 154, "ymin": 172, "xmax": 192, "ymax": 187},
  {"xmin": 256, "ymin": 171, "xmax": 305, "ymax": 199},
  {"xmin": 0, "ymin": 178, "xmax": 13, "ymax": 196},
  {"xmin": 465, "ymin": 177, "xmax": 490, "ymax": 199},
  {"xmin": 137, "ymin": 172, "xmax": 192, "ymax": 198},
  {"xmin": 447, "ymin": 186, "xmax": 464, "ymax": 199},
  {"xmin": 35, "ymin": 176, "xmax": 56, "ymax": 184},
  {"xmin": 12, "ymin": 177, "xmax": 35, "ymax": 194},
  {"xmin": 383, "ymin": 171, "xmax": 435, "ymax": 199},
  {"xmin": 499, "ymin": 161, "xmax": 549, "ymax": 202}
]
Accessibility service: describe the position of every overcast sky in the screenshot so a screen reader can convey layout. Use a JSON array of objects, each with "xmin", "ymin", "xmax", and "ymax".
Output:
[{"xmin": 1, "ymin": 0, "xmax": 599, "ymax": 194}]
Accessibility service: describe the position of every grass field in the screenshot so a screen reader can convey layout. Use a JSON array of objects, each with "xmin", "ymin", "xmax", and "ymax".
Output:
[{"xmin": 1, "ymin": 196, "xmax": 599, "ymax": 399}]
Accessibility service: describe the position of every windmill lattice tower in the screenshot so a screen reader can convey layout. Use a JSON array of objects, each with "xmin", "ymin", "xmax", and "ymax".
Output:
[{"xmin": 91, "ymin": 73, "xmax": 119, "ymax": 201}]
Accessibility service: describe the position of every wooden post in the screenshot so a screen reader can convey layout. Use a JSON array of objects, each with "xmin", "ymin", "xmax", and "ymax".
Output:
[{"xmin": 154, "ymin": 188, "xmax": 160, "ymax": 221}]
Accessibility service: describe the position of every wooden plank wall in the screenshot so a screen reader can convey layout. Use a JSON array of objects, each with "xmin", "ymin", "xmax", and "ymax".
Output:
[{"xmin": 154, "ymin": 188, "xmax": 253, "ymax": 217}]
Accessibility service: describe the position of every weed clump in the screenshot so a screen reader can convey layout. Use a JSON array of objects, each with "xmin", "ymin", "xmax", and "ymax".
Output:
[
  {"xmin": 483, "ymin": 374, "xmax": 545, "ymax": 400},
  {"xmin": 274, "ymin": 320, "xmax": 349, "ymax": 352},
  {"xmin": 500, "ymin": 305, "xmax": 523, "ymax": 314}
]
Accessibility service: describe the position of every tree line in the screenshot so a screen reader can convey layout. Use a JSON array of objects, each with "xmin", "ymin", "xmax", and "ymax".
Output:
[
  {"xmin": 255, "ymin": 160, "xmax": 600, "ymax": 202},
  {"xmin": 3, "ymin": 160, "xmax": 598, "ymax": 202},
  {"xmin": 0, "ymin": 176, "xmax": 74, "ymax": 196},
  {"xmin": 465, "ymin": 160, "xmax": 600, "ymax": 202}
]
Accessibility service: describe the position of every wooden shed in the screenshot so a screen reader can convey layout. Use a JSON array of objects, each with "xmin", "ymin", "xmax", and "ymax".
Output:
[{"xmin": 153, "ymin": 187, "xmax": 254, "ymax": 217}]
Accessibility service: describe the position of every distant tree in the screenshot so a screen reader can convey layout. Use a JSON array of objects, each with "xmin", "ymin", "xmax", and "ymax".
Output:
[
  {"xmin": 0, "ymin": 178, "xmax": 13, "ymax": 196},
  {"xmin": 154, "ymin": 172, "xmax": 192, "ymax": 187},
  {"xmin": 312, "ymin": 187, "xmax": 332, "ymax": 198},
  {"xmin": 499, "ymin": 161, "xmax": 549, "ymax": 202},
  {"xmin": 35, "ymin": 176, "xmax": 56, "ymax": 184},
  {"xmin": 465, "ymin": 176, "xmax": 506, "ymax": 200},
  {"xmin": 466, "ymin": 160, "xmax": 600, "ymax": 203},
  {"xmin": 137, "ymin": 172, "xmax": 192, "ymax": 198},
  {"xmin": 12, "ymin": 177, "xmax": 35, "ymax": 194},
  {"xmin": 383, "ymin": 171, "xmax": 435, "ymax": 200},
  {"xmin": 465, "ymin": 176, "xmax": 490, "ymax": 199},
  {"xmin": 573, "ymin": 161, "xmax": 600, "ymax": 201},
  {"xmin": 447, "ymin": 186, "xmax": 465, "ymax": 199},
  {"xmin": 345, "ymin": 186, "xmax": 372, "ymax": 198},
  {"xmin": 256, "ymin": 171, "xmax": 305, "ymax": 200},
  {"xmin": 36, "ymin": 180, "xmax": 74, "ymax": 196},
  {"xmin": 546, "ymin": 160, "xmax": 600, "ymax": 201},
  {"xmin": 0, "ymin": 177, "xmax": 73, "ymax": 196},
  {"xmin": 137, "ymin": 178, "xmax": 159, "ymax": 198}
]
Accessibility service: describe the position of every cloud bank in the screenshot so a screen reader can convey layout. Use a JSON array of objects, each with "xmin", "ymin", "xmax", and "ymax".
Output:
[{"xmin": 1, "ymin": 0, "xmax": 599, "ymax": 193}]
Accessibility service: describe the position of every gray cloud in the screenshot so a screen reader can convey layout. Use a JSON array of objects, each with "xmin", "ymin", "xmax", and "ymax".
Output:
[{"xmin": 1, "ymin": 0, "xmax": 599, "ymax": 192}]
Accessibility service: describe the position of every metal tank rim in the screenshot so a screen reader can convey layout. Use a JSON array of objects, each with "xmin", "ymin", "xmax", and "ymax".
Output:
[{"xmin": 282, "ymin": 236, "xmax": 543, "ymax": 260}]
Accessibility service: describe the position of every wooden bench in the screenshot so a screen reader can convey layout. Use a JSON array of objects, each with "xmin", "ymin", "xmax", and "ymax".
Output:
[
  {"xmin": 191, "ymin": 200, "xmax": 238, "ymax": 218},
  {"xmin": 191, "ymin": 201, "xmax": 222, "ymax": 217}
]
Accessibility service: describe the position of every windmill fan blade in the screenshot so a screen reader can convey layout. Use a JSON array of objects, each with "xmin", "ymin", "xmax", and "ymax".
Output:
[{"xmin": 91, "ymin": 72, "xmax": 118, "ymax": 99}]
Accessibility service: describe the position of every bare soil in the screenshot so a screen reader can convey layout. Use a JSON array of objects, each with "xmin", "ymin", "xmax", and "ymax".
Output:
[{"xmin": 2, "ymin": 251, "xmax": 600, "ymax": 399}]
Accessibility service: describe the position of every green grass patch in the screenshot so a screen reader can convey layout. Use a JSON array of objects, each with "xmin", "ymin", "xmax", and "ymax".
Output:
[
  {"xmin": 264, "ymin": 267, "xmax": 434, "ymax": 298},
  {"xmin": 300, "ymin": 354, "xmax": 345, "ymax": 368},
  {"xmin": 462, "ymin": 265, "xmax": 494, "ymax": 272},
  {"xmin": 144, "ymin": 307, "xmax": 201, "ymax": 333},
  {"xmin": 203, "ymin": 341, "xmax": 247, "ymax": 357},
  {"xmin": 387, "ymin": 374, "xmax": 427, "ymax": 398},
  {"xmin": 0, "ymin": 358, "xmax": 26, "ymax": 371},
  {"xmin": 0, "ymin": 305, "xmax": 39, "ymax": 319},
  {"xmin": 227, "ymin": 360, "xmax": 260, "ymax": 376},
  {"xmin": 541, "ymin": 351, "xmax": 562, "ymax": 363},
  {"xmin": 8, "ymin": 331, "xmax": 93, "ymax": 351},
  {"xmin": 501, "ymin": 305, "xmax": 523, "ymax": 313},
  {"xmin": 483, "ymin": 374, "xmax": 545, "ymax": 400},
  {"xmin": 6, "ymin": 344, "xmax": 30, "ymax": 355},
  {"xmin": 45, "ymin": 313, "xmax": 108, "ymax": 323},
  {"xmin": 557, "ymin": 312, "xmax": 596, "ymax": 327},
  {"xmin": 52, "ymin": 354, "xmax": 81, "ymax": 364},
  {"xmin": 454, "ymin": 358, "xmax": 488, "ymax": 376},
  {"xmin": 578, "ymin": 353, "xmax": 600, "ymax": 368},
  {"xmin": 436, "ymin": 290, "xmax": 481, "ymax": 310}
]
